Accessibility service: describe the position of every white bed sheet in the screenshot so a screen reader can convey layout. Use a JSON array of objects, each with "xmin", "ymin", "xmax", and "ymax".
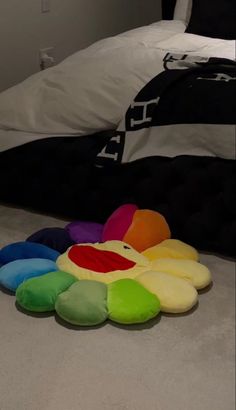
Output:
[{"xmin": 0, "ymin": 19, "xmax": 235, "ymax": 152}]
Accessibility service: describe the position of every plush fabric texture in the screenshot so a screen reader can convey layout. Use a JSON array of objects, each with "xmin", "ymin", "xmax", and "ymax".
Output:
[
  {"xmin": 186, "ymin": 0, "xmax": 236, "ymax": 39},
  {"xmin": 107, "ymin": 279, "xmax": 161, "ymax": 324},
  {"xmin": 27, "ymin": 228, "xmax": 75, "ymax": 254},
  {"xmin": 68, "ymin": 245, "xmax": 136, "ymax": 273},
  {"xmin": 16, "ymin": 271, "xmax": 77, "ymax": 312},
  {"xmin": 65, "ymin": 221, "xmax": 103, "ymax": 244},
  {"xmin": 56, "ymin": 281, "xmax": 108, "ymax": 326},
  {"xmin": 102, "ymin": 204, "xmax": 138, "ymax": 242},
  {"xmin": 143, "ymin": 239, "xmax": 199, "ymax": 261},
  {"xmin": 152, "ymin": 259, "xmax": 211, "ymax": 290},
  {"xmin": 0, "ymin": 241, "xmax": 59, "ymax": 266},
  {"xmin": 102, "ymin": 206, "xmax": 171, "ymax": 253},
  {"xmin": 0, "ymin": 238, "xmax": 212, "ymax": 324},
  {"xmin": 158, "ymin": 239, "xmax": 199, "ymax": 261},
  {"xmin": 137, "ymin": 271, "xmax": 198, "ymax": 313},
  {"xmin": 123, "ymin": 209, "xmax": 171, "ymax": 252},
  {"xmin": 0, "ymin": 259, "xmax": 57, "ymax": 292},
  {"xmin": 57, "ymin": 241, "xmax": 150, "ymax": 283},
  {"xmin": 57, "ymin": 239, "xmax": 212, "ymax": 290}
]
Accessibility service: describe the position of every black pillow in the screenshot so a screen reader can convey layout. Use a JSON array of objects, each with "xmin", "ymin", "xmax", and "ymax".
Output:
[{"xmin": 186, "ymin": 0, "xmax": 236, "ymax": 40}]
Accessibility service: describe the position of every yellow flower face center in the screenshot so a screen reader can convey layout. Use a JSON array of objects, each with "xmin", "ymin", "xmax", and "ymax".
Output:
[
  {"xmin": 68, "ymin": 245, "xmax": 136, "ymax": 273},
  {"xmin": 56, "ymin": 241, "xmax": 150, "ymax": 284}
]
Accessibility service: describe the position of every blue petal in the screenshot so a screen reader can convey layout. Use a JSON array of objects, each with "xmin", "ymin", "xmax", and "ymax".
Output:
[
  {"xmin": 0, "ymin": 242, "xmax": 60, "ymax": 266},
  {"xmin": 0, "ymin": 258, "xmax": 57, "ymax": 292}
]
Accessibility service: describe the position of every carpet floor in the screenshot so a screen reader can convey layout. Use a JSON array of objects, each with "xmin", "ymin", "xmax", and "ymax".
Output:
[{"xmin": 0, "ymin": 204, "xmax": 235, "ymax": 410}]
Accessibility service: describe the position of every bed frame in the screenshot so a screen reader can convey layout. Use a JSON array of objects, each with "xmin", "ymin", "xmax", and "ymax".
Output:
[{"xmin": 162, "ymin": 0, "xmax": 177, "ymax": 20}]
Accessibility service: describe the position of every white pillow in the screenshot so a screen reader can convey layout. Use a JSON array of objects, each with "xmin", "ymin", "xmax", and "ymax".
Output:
[
  {"xmin": 174, "ymin": 0, "xmax": 193, "ymax": 24},
  {"xmin": 0, "ymin": 22, "xmax": 185, "ymax": 136}
]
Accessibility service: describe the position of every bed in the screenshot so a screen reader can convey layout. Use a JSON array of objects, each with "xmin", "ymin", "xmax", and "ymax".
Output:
[{"xmin": 0, "ymin": 0, "xmax": 235, "ymax": 258}]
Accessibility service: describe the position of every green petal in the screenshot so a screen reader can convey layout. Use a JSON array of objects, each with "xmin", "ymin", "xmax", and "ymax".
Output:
[
  {"xmin": 55, "ymin": 280, "xmax": 108, "ymax": 326},
  {"xmin": 107, "ymin": 279, "xmax": 161, "ymax": 325},
  {"xmin": 16, "ymin": 271, "xmax": 77, "ymax": 312}
]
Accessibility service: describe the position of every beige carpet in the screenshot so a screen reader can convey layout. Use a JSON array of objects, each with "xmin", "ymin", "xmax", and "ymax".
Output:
[{"xmin": 0, "ymin": 204, "xmax": 235, "ymax": 410}]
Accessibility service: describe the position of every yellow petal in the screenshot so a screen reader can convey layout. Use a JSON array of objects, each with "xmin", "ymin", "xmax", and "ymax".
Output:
[
  {"xmin": 137, "ymin": 271, "xmax": 198, "ymax": 314},
  {"xmin": 143, "ymin": 239, "xmax": 199, "ymax": 261},
  {"xmin": 151, "ymin": 258, "xmax": 212, "ymax": 290}
]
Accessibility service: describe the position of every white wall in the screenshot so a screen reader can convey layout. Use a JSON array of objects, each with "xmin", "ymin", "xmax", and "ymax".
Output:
[{"xmin": 0, "ymin": 0, "xmax": 161, "ymax": 91}]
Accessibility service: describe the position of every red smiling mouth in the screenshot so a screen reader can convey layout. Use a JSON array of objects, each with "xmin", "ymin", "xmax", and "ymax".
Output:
[{"xmin": 68, "ymin": 245, "xmax": 135, "ymax": 273}]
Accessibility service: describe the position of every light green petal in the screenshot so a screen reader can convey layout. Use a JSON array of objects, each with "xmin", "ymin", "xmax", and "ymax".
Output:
[{"xmin": 55, "ymin": 280, "xmax": 108, "ymax": 326}]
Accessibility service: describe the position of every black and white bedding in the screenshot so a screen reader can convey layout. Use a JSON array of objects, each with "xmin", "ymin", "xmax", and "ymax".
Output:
[
  {"xmin": 0, "ymin": 18, "xmax": 235, "ymax": 258},
  {"xmin": 97, "ymin": 55, "xmax": 236, "ymax": 165}
]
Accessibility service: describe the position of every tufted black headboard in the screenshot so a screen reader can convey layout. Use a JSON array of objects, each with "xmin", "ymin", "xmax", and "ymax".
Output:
[{"xmin": 162, "ymin": 0, "xmax": 177, "ymax": 20}]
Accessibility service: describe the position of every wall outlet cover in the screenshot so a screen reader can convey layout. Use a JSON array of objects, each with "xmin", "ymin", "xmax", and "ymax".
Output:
[
  {"xmin": 41, "ymin": 0, "xmax": 51, "ymax": 13},
  {"xmin": 39, "ymin": 47, "xmax": 55, "ymax": 69}
]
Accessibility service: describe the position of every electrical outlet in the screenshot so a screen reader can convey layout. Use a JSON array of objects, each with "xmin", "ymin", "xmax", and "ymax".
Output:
[
  {"xmin": 41, "ymin": 0, "xmax": 50, "ymax": 13},
  {"xmin": 39, "ymin": 47, "xmax": 55, "ymax": 70}
]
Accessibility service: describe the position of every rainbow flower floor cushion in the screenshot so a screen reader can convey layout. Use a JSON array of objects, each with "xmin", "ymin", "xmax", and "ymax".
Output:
[{"xmin": 0, "ymin": 239, "xmax": 212, "ymax": 327}]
